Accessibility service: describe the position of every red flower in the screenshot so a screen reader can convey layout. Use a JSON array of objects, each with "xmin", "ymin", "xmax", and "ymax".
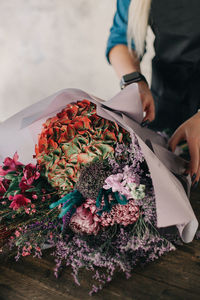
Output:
[
  {"xmin": 19, "ymin": 179, "xmax": 31, "ymax": 192},
  {"xmin": 0, "ymin": 180, "xmax": 6, "ymax": 194},
  {"xmin": 23, "ymin": 163, "xmax": 40, "ymax": 185},
  {"xmin": 0, "ymin": 178, "xmax": 10, "ymax": 199},
  {"xmin": 19, "ymin": 164, "xmax": 40, "ymax": 192},
  {"xmin": 9, "ymin": 194, "xmax": 31, "ymax": 211},
  {"xmin": 0, "ymin": 152, "xmax": 22, "ymax": 176}
]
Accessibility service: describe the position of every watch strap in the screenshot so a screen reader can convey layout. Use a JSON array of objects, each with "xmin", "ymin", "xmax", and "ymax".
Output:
[{"xmin": 120, "ymin": 72, "xmax": 148, "ymax": 89}]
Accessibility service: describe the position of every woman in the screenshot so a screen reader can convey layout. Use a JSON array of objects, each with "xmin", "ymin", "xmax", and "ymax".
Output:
[{"xmin": 106, "ymin": 0, "xmax": 200, "ymax": 186}]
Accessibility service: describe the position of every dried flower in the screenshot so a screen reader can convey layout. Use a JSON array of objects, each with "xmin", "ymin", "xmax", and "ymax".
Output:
[
  {"xmin": 75, "ymin": 160, "xmax": 112, "ymax": 199},
  {"xmin": 69, "ymin": 199, "xmax": 100, "ymax": 235}
]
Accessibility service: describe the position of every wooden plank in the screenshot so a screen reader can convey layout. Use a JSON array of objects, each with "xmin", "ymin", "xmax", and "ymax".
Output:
[
  {"xmin": 0, "ymin": 266, "xmax": 77, "ymax": 300},
  {"xmin": 0, "ymin": 253, "xmax": 199, "ymax": 300}
]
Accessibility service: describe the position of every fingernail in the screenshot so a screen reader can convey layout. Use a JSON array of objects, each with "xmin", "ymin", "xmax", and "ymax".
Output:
[
  {"xmin": 191, "ymin": 173, "xmax": 197, "ymax": 182},
  {"xmin": 193, "ymin": 181, "xmax": 199, "ymax": 189},
  {"xmin": 141, "ymin": 120, "xmax": 150, "ymax": 127}
]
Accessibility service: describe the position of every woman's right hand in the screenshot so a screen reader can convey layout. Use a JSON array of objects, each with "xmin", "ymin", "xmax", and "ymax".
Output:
[{"xmin": 137, "ymin": 81, "xmax": 155, "ymax": 124}]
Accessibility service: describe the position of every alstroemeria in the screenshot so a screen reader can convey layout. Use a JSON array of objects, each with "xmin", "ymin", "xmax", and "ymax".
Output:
[
  {"xmin": 0, "ymin": 180, "xmax": 6, "ymax": 195},
  {"xmin": 104, "ymin": 170, "xmax": 146, "ymax": 201},
  {"xmin": 103, "ymin": 173, "xmax": 130, "ymax": 198},
  {"xmin": 0, "ymin": 178, "xmax": 10, "ymax": 199},
  {"xmin": 103, "ymin": 173, "xmax": 124, "ymax": 192},
  {"xmin": 19, "ymin": 179, "xmax": 31, "ymax": 192},
  {"xmin": 19, "ymin": 164, "xmax": 40, "ymax": 192},
  {"xmin": 23, "ymin": 164, "xmax": 40, "ymax": 185},
  {"xmin": 0, "ymin": 152, "xmax": 22, "ymax": 176},
  {"xmin": 9, "ymin": 194, "xmax": 31, "ymax": 211}
]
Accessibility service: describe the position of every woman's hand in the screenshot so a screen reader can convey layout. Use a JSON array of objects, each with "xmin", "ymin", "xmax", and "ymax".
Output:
[
  {"xmin": 138, "ymin": 81, "xmax": 155, "ymax": 125},
  {"xmin": 168, "ymin": 112, "xmax": 200, "ymax": 185},
  {"xmin": 109, "ymin": 45, "xmax": 155, "ymax": 124}
]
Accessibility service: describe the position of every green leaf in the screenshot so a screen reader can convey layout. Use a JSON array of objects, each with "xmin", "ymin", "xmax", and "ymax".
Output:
[
  {"xmin": 4, "ymin": 178, "xmax": 20, "ymax": 197},
  {"xmin": 4, "ymin": 173, "xmax": 19, "ymax": 180}
]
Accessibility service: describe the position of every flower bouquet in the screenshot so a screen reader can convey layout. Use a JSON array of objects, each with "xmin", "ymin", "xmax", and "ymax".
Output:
[{"xmin": 0, "ymin": 86, "xmax": 198, "ymax": 294}]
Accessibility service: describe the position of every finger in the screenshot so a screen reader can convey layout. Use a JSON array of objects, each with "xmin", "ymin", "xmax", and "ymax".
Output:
[
  {"xmin": 187, "ymin": 137, "xmax": 199, "ymax": 178},
  {"xmin": 142, "ymin": 102, "xmax": 155, "ymax": 122},
  {"xmin": 193, "ymin": 154, "xmax": 200, "ymax": 187},
  {"xmin": 168, "ymin": 130, "xmax": 185, "ymax": 152}
]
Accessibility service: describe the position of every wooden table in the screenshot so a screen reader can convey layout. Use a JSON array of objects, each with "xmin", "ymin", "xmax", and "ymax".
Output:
[{"xmin": 0, "ymin": 187, "xmax": 200, "ymax": 300}]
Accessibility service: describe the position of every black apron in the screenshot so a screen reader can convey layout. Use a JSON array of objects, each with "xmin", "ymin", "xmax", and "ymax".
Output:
[{"xmin": 148, "ymin": 0, "xmax": 200, "ymax": 134}]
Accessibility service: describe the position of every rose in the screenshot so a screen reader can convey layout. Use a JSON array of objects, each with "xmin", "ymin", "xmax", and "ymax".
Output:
[{"xmin": 9, "ymin": 194, "xmax": 31, "ymax": 211}]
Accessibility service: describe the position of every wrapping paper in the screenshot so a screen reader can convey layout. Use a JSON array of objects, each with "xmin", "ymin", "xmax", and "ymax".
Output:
[{"xmin": 0, "ymin": 84, "xmax": 198, "ymax": 243}]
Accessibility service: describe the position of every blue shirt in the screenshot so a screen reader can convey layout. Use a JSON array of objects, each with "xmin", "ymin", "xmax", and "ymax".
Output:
[{"xmin": 106, "ymin": 0, "xmax": 134, "ymax": 64}]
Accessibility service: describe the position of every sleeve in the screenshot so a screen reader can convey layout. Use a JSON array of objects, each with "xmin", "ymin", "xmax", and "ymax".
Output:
[{"xmin": 105, "ymin": 0, "xmax": 135, "ymax": 64}]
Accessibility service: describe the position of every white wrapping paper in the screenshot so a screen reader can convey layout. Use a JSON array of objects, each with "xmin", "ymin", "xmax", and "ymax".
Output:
[{"xmin": 0, "ymin": 84, "xmax": 198, "ymax": 243}]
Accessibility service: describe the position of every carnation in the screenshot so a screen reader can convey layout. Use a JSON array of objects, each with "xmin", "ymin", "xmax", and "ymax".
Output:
[{"xmin": 100, "ymin": 198, "xmax": 140, "ymax": 227}]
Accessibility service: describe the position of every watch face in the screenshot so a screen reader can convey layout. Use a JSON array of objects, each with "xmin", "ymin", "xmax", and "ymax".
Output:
[{"xmin": 124, "ymin": 72, "xmax": 141, "ymax": 83}]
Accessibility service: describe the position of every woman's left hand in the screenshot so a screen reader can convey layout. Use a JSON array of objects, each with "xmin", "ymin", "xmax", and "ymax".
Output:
[{"xmin": 168, "ymin": 111, "xmax": 200, "ymax": 185}]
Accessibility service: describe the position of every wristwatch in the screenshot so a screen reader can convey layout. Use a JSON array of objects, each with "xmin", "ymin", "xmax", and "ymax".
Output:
[{"xmin": 120, "ymin": 71, "xmax": 148, "ymax": 90}]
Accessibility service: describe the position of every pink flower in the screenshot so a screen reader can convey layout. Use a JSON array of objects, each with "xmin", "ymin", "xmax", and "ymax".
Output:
[
  {"xmin": 0, "ymin": 180, "xmax": 6, "ymax": 198},
  {"xmin": 100, "ymin": 199, "xmax": 139, "ymax": 227},
  {"xmin": 0, "ymin": 178, "xmax": 10, "ymax": 198},
  {"xmin": 0, "ymin": 152, "xmax": 22, "ymax": 176},
  {"xmin": 103, "ymin": 173, "xmax": 124, "ymax": 192},
  {"xmin": 19, "ymin": 178, "xmax": 31, "ymax": 192},
  {"xmin": 25, "ymin": 208, "xmax": 30, "ymax": 214},
  {"xmin": 69, "ymin": 199, "xmax": 100, "ymax": 235},
  {"xmin": 22, "ymin": 245, "xmax": 32, "ymax": 257},
  {"xmin": 22, "ymin": 251, "xmax": 30, "ymax": 257},
  {"xmin": 15, "ymin": 230, "xmax": 21, "ymax": 237},
  {"xmin": 103, "ymin": 173, "xmax": 131, "ymax": 199},
  {"xmin": 19, "ymin": 164, "xmax": 40, "ymax": 192},
  {"xmin": 9, "ymin": 194, "xmax": 31, "ymax": 211},
  {"xmin": 23, "ymin": 163, "xmax": 40, "ymax": 185}
]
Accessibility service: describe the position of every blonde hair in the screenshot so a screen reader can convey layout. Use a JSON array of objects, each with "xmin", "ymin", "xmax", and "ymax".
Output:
[{"xmin": 127, "ymin": 0, "xmax": 152, "ymax": 57}]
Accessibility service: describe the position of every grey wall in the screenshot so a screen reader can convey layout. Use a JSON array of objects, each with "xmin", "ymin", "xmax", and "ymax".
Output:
[{"xmin": 0, "ymin": 0, "xmax": 153, "ymax": 122}]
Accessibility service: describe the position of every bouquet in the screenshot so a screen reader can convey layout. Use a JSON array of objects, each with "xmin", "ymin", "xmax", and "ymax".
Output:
[{"xmin": 0, "ymin": 87, "xmax": 198, "ymax": 294}]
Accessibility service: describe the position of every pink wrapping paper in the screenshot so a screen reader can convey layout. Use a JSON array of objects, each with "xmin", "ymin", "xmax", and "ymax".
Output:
[{"xmin": 0, "ymin": 84, "xmax": 198, "ymax": 243}]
